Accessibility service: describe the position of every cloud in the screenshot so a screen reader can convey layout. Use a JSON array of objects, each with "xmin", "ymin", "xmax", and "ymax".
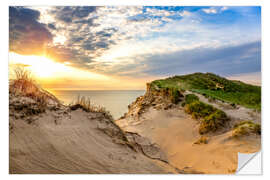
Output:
[
  {"xmin": 141, "ymin": 41, "xmax": 261, "ymax": 77},
  {"xmin": 221, "ymin": 7, "xmax": 228, "ymax": 11},
  {"xmin": 27, "ymin": 6, "xmax": 163, "ymax": 68},
  {"xmin": 202, "ymin": 7, "xmax": 229, "ymax": 14},
  {"xmin": 202, "ymin": 8, "xmax": 217, "ymax": 14},
  {"xmin": 52, "ymin": 6, "xmax": 97, "ymax": 23},
  {"xmin": 9, "ymin": 6, "xmax": 261, "ymax": 82},
  {"xmin": 227, "ymin": 72, "xmax": 261, "ymax": 86},
  {"xmin": 96, "ymin": 41, "xmax": 261, "ymax": 78},
  {"xmin": 179, "ymin": 10, "xmax": 192, "ymax": 17},
  {"xmin": 9, "ymin": 7, "xmax": 53, "ymax": 55}
]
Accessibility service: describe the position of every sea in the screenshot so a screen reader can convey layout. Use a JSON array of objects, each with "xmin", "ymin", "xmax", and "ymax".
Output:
[{"xmin": 49, "ymin": 90, "xmax": 145, "ymax": 119}]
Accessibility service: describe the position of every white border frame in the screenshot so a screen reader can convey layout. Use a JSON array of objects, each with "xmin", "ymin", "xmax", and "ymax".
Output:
[{"xmin": 2, "ymin": 0, "xmax": 269, "ymax": 179}]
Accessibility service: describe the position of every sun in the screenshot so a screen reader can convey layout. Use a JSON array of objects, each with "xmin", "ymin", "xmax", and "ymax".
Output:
[
  {"xmin": 9, "ymin": 52, "xmax": 109, "ymax": 83},
  {"xmin": 28, "ymin": 56, "xmax": 69, "ymax": 78},
  {"xmin": 9, "ymin": 52, "xmax": 69, "ymax": 79}
]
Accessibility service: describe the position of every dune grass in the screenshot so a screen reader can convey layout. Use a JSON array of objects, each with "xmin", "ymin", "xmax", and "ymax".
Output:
[
  {"xmin": 9, "ymin": 67, "xmax": 51, "ymax": 107},
  {"xmin": 182, "ymin": 94, "xmax": 199, "ymax": 106},
  {"xmin": 71, "ymin": 95, "xmax": 113, "ymax": 120},
  {"xmin": 151, "ymin": 72, "xmax": 261, "ymax": 110},
  {"xmin": 232, "ymin": 120, "xmax": 261, "ymax": 137},
  {"xmin": 10, "ymin": 67, "xmax": 37, "ymax": 94},
  {"xmin": 192, "ymin": 89, "xmax": 260, "ymax": 110},
  {"xmin": 184, "ymin": 94, "xmax": 229, "ymax": 134}
]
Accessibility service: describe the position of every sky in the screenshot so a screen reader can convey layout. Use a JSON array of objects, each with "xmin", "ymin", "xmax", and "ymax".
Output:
[{"xmin": 9, "ymin": 6, "xmax": 261, "ymax": 90}]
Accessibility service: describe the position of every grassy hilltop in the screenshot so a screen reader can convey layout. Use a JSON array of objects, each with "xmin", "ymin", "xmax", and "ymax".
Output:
[{"xmin": 151, "ymin": 73, "xmax": 261, "ymax": 110}]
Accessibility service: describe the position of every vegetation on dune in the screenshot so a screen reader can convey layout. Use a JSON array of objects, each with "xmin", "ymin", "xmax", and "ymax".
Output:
[
  {"xmin": 70, "ymin": 95, "xmax": 113, "ymax": 120},
  {"xmin": 185, "ymin": 101, "xmax": 215, "ymax": 119},
  {"xmin": 151, "ymin": 72, "xmax": 261, "ymax": 110},
  {"xmin": 232, "ymin": 120, "xmax": 261, "ymax": 137},
  {"xmin": 184, "ymin": 94, "xmax": 199, "ymax": 104},
  {"xmin": 199, "ymin": 110, "xmax": 228, "ymax": 134},
  {"xmin": 9, "ymin": 68, "xmax": 132, "ymax": 149},
  {"xmin": 158, "ymin": 87, "xmax": 183, "ymax": 104},
  {"xmin": 10, "ymin": 67, "xmax": 38, "ymax": 95},
  {"xmin": 184, "ymin": 94, "xmax": 229, "ymax": 134},
  {"xmin": 9, "ymin": 67, "xmax": 56, "ymax": 110},
  {"xmin": 168, "ymin": 87, "xmax": 183, "ymax": 104},
  {"xmin": 9, "ymin": 67, "xmax": 114, "ymax": 120}
]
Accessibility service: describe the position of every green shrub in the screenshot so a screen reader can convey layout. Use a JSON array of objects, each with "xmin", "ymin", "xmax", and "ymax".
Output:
[
  {"xmin": 169, "ymin": 87, "xmax": 182, "ymax": 104},
  {"xmin": 151, "ymin": 72, "xmax": 261, "ymax": 110},
  {"xmin": 232, "ymin": 121, "xmax": 261, "ymax": 137},
  {"xmin": 199, "ymin": 110, "xmax": 228, "ymax": 134},
  {"xmin": 185, "ymin": 101, "xmax": 215, "ymax": 118},
  {"xmin": 185, "ymin": 94, "xmax": 199, "ymax": 104},
  {"xmin": 184, "ymin": 97, "xmax": 229, "ymax": 134}
]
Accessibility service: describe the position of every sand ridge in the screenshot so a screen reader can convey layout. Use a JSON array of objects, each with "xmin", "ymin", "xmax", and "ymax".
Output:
[
  {"xmin": 9, "ymin": 93, "xmax": 181, "ymax": 174},
  {"xmin": 116, "ymin": 91, "xmax": 261, "ymax": 174}
]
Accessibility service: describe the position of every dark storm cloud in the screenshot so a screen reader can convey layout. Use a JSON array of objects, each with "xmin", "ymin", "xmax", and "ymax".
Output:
[{"xmin": 9, "ymin": 7, "xmax": 53, "ymax": 55}]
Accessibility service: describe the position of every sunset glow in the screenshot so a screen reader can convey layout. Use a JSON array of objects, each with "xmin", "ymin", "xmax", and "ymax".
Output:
[
  {"xmin": 8, "ymin": 52, "xmax": 116, "ymax": 89},
  {"xmin": 9, "ymin": 52, "xmax": 70, "ymax": 78},
  {"xmin": 9, "ymin": 6, "xmax": 261, "ymax": 90}
]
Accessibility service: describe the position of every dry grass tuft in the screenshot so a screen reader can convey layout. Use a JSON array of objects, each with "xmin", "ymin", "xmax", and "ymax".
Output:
[
  {"xmin": 9, "ymin": 67, "xmax": 59, "ymax": 109},
  {"xmin": 71, "ymin": 95, "xmax": 113, "ymax": 120},
  {"xmin": 10, "ymin": 67, "xmax": 38, "ymax": 95}
]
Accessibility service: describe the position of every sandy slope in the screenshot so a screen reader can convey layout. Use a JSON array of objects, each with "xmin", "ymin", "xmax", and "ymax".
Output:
[
  {"xmin": 9, "ymin": 80, "xmax": 261, "ymax": 174},
  {"xmin": 116, "ymin": 94, "xmax": 261, "ymax": 174},
  {"xmin": 9, "ymin": 95, "xmax": 179, "ymax": 174}
]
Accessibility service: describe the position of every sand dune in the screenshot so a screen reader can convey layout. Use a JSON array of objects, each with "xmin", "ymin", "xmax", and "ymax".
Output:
[
  {"xmin": 9, "ymin": 72, "xmax": 261, "ymax": 174},
  {"xmin": 9, "ymin": 94, "xmax": 180, "ymax": 174},
  {"xmin": 116, "ymin": 91, "xmax": 261, "ymax": 174}
]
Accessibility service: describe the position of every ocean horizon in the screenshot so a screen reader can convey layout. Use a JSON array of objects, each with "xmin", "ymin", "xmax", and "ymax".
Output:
[{"xmin": 49, "ymin": 90, "xmax": 145, "ymax": 119}]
